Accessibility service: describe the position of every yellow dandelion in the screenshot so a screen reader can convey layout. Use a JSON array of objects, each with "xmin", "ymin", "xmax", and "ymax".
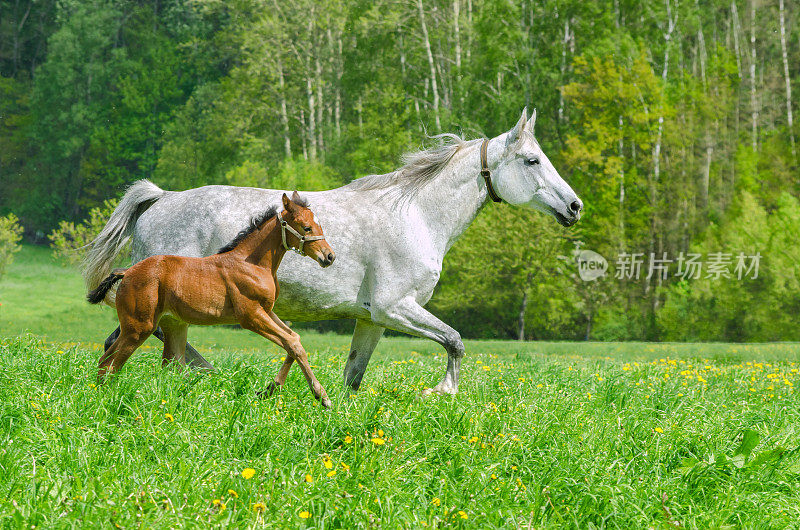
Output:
[
  {"xmin": 459, "ymin": 511, "xmax": 468, "ymax": 519},
  {"xmin": 468, "ymin": 436, "xmax": 479, "ymax": 443},
  {"xmin": 344, "ymin": 435, "xmax": 353, "ymax": 444},
  {"xmin": 212, "ymin": 499, "xmax": 221, "ymax": 506},
  {"xmin": 340, "ymin": 462, "xmax": 350, "ymax": 471},
  {"xmin": 431, "ymin": 497, "xmax": 441, "ymax": 506},
  {"xmin": 305, "ymin": 474, "xmax": 314, "ymax": 483},
  {"xmin": 654, "ymin": 427, "xmax": 664, "ymax": 434},
  {"xmin": 299, "ymin": 510, "xmax": 311, "ymax": 519},
  {"xmin": 228, "ymin": 489, "xmax": 238, "ymax": 498},
  {"xmin": 241, "ymin": 468, "xmax": 256, "ymax": 480},
  {"xmin": 253, "ymin": 502, "xmax": 266, "ymax": 513},
  {"xmin": 377, "ymin": 429, "xmax": 384, "ymax": 437},
  {"xmin": 371, "ymin": 437, "xmax": 385, "ymax": 446},
  {"xmin": 323, "ymin": 456, "xmax": 333, "ymax": 469},
  {"xmin": 327, "ymin": 470, "xmax": 336, "ymax": 477},
  {"xmin": 164, "ymin": 413, "xmax": 174, "ymax": 422},
  {"xmin": 491, "ymin": 473, "xmax": 497, "ymax": 479}
]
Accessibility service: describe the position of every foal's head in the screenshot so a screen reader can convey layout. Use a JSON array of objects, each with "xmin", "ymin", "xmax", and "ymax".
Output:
[{"xmin": 281, "ymin": 192, "xmax": 335, "ymax": 267}]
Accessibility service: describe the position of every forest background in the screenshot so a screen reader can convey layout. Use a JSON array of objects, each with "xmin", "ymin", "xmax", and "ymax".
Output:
[{"xmin": 1, "ymin": 0, "xmax": 799, "ymax": 342}]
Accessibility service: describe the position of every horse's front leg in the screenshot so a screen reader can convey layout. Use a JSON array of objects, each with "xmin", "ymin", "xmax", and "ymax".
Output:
[{"xmin": 371, "ymin": 298, "xmax": 464, "ymax": 395}]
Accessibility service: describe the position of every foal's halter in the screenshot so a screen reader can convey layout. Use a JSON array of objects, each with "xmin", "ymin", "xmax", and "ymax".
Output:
[
  {"xmin": 480, "ymin": 139, "xmax": 503, "ymax": 203},
  {"xmin": 276, "ymin": 212, "xmax": 325, "ymax": 255}
]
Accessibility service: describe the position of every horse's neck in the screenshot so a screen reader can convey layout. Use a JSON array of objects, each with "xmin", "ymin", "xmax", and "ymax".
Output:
[
  {"xmin": 412, "ymin": 141, "xmax": 492, "ymax": 256},
  {"xmin": 236, "ymin": 218, "xmax": 286, "ymax": 272}
]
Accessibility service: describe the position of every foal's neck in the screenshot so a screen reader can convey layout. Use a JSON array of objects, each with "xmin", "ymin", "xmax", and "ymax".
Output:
[{"xmin": 233, "ymin": 216, "xmax": 287, "ymax": 272}]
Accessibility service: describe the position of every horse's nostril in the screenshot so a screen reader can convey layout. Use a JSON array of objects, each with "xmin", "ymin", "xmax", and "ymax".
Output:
[{"xmin": 570, "ymin": 201, "xmax": 582, "ymax": 214}]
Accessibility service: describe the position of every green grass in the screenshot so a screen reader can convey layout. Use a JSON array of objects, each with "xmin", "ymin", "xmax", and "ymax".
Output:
[{"xmin": 1, "ymin": 246, "xmax": 800, "ymax": 527}]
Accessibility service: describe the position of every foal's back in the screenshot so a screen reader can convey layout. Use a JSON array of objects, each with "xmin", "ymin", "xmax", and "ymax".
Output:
[{"xmin": 116, "ymin": 253, "xmax": 277, "ymax": 327}]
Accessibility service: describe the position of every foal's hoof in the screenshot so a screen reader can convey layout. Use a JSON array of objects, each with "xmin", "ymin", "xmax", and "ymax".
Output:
[
  {"xmin": 321, "ymin": 398, "xmax": 333, "ymax": 409},
  {"xmin": 257, "ymin": 382, "xmax": 279, "ymax": 399}
]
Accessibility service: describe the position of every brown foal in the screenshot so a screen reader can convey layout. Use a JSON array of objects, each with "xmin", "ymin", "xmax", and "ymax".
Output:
[{"xmin": 87, "ymin": 192, "xmax": 336, "ymax": 407}]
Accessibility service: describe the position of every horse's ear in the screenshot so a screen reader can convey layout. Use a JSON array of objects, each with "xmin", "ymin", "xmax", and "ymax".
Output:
[
  {"xmin": 505, "ymin": 107, "xmax": 528, "ymax": 147},
  {"xmin": 282, "ymin": 193, "xmax": 292, "ymax": 210},
  {"xmin": 527, "ymin": 108, "xmax": 537, "ymax": 134},
  {"xmin": 291, "ymin": 190, "xmax": 301, "ymax": 204}
]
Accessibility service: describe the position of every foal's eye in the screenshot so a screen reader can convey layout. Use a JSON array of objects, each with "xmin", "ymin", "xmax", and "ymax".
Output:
[
  {"xmin": 524, "ymin": 157, "xmax": 541, "ymax": 166},
  {"xmin": 304, "ymin": 226, "xmax": 312, "ymax": 233}
]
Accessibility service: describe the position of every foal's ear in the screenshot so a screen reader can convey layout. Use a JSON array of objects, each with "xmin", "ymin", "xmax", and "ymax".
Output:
[
  {"xmin": 282, "ymin": 193, "xmax": 292, "ymax": 211},
  {"xmin": 291, "ymin": 190, "xmax": 302, "ymax": 204}
]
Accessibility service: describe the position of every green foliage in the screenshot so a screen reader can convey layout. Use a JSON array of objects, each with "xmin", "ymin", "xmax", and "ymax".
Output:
[
  {"xmin": 0, "ymin": 213, "xmax": 24, "ymax": 278},
  {"xmin": 225, "ymin": 158, "xmax": 344, "ymax": 191},
  {"xmin": 659, "ymin": 191, "xmax": 800, "ymax": 341},
  {"xmin": 48, "ymin": 199, "xmax": 120, "ymax": 266},
  {"xmin": 2, "ymin": 0, "xmax": 799, "ymax": 340},
  {"xmin": 433, "ymin": 207, "xmax": 576, "ymax": 340}
]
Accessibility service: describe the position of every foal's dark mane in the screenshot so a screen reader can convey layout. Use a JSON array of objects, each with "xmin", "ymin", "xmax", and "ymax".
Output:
[
  {"xmin": 216, "ymin": 206, "xmax": 278, "ymax": 254},
  {"xmin": 216, "ymin": 195, "xmax": 310, "ymax": 254}
]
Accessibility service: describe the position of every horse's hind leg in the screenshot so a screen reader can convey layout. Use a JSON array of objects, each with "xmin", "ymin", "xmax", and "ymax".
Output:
[
  {"xmin": 104, "ymin": 326, "xmax": 121, "ymax": 353},
  {"xmin": 343, "ymin": 320, "xmax": 385, "ymax": 391},
  {"xmin": 159, "ymin": 317, "xmax": 189, "ymax": 370}
]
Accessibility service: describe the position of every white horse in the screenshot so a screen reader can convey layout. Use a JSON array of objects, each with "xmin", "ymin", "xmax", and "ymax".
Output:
[{"xmin": 84, "ymin": 108, "xmax": 582, "ymax": 395}]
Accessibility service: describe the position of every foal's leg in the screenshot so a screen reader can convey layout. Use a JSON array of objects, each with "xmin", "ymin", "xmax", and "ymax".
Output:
[
  {"xmin": 97, "ymin": 324, "xmax": 154, "ymax": 382},
  {"xmin": 104, "ymin": 326, "xmax": 215, "ymax": 372},
  {"xmin": 244, "ymin": 312, "xmax": 331, "ymax": 408},
  {"xmin": 258, "ymin": 311, "xmax": 297, "ymax": 397},
  {"xmin": 159, "ymin": 317, "xmax": 189, "ymax": 370}
]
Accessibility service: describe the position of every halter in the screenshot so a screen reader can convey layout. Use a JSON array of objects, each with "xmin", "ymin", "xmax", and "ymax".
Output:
[
  {"xmin": 480, "ymin": 139, "xmax": 503, "ymax": 203},
  {"xmin": 276, "ymin": 212, "xmax": 325, "ymax": 255}
]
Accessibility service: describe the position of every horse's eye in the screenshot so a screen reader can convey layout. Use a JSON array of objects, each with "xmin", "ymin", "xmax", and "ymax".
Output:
[
  {"xmin": 304, "ymin": 226, "xmax": 312, "ymax": 233},
  {"xmin": 525, "ymin": 157, "xmax": 540, "ymax": 166}
]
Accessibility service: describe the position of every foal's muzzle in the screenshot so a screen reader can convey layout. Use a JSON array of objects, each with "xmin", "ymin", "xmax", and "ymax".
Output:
[{"xmin": 318, "ymin": 251, "xmax": 336, "ymax": 268}]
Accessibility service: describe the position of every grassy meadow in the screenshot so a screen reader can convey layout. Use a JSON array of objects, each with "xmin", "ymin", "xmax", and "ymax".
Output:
[{"xmin": 1, "ymin": 246, "xmax": 800, "ymax": 527}]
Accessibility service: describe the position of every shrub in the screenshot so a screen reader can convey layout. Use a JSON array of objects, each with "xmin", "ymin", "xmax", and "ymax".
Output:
[
  {"xmin": 48, "ymin": 199, "xmax": 119, "ymax": 266},
  {"xmin": 0, "ymin": 213, "xmax": 24, "ymax": 278}
]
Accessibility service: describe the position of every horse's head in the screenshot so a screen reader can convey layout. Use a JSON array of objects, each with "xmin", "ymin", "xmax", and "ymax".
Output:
[
  {"xmin": 281, "ymin": 192, "xmax": 336, "ymax": 267},
  {"xmin": 491, "ymin": 108, "xmax": 582, "ymax": 227}
]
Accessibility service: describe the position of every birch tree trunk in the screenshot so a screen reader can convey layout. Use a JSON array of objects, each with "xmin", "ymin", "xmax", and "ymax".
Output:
[
  {"xmin": 315, "ymin": 55, "xmax": 324, "ymax": 160},
  {"xmin": 278, "ymin": 59, "xmax": 291, "ymax": 158},
  {"xmin": 647, "ymin": 0, "xmax": 675, "ymax": 297},
  {"xmin": 749, "ymin": 0, "xmax": 758, "ymax": 152},
  {"xmin": 517, "ymin": 289, "xmax": 528, "ymax": 341},
  {"xmin": 731, "ymin": 1, "xmax": 742, "ymax": 79},
  {"xmin": 778, "ymin": 0, "xmax": 796, "ymax": 158},
  {"xmin": 418, "ymin": 0, "xmax": 441, "ymax": 131},
  {"xmin": 305, "ymin": 76, "xmax": 317, "ymax": 161}
]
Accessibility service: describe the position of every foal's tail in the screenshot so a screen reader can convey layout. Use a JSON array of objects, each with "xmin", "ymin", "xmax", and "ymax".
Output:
[
  {"xmin": 83, "ymin": 180, "xmax": 166, "ymax": 292},
  {"xmin": 87, "ymin": 269, "xmax": 127, "ymax": 305}
]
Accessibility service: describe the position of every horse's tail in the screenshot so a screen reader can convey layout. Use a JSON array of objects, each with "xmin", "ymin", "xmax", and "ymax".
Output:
[
  {"xmin": 87, "ymin": 269, "xmax": 127, "ymax": 304},
  {"xmin": 82, "ymin": 180, "xmax": 166, "ymax": 292}
]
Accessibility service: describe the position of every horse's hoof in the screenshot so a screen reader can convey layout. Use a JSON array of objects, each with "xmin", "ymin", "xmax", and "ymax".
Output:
[
  {"xmin": 421, "ymin": 385, "xmax": 457, "ymax": 397},
  {"xmin": 321, "ymin": 398, "xmax": 333, "ymax": 409}
]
